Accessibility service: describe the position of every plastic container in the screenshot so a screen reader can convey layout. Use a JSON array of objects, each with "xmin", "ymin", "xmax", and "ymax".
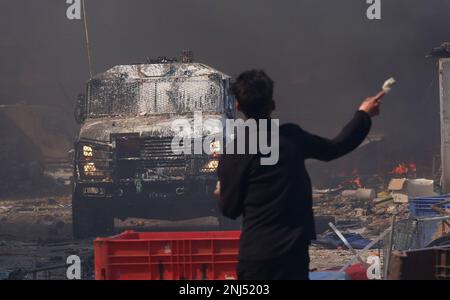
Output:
[
  {"xmin": 408, "ymin": 195, "xmax": 450, "ymax": 217},
  {"xmin": 94, "ymin": 230, "xmax": 240, "ymax": 280},
  {"xmin": 309, "ymin": 271, "xmax": 347, "ymax": 280},
  {"xmin": 408, "ymin": 195, "xmax": 450, "ymax": 248}
]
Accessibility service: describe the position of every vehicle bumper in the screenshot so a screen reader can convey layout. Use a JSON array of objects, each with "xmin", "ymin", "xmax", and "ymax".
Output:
[{"xmin": 75, "ymin": 177, "xmax": 219, "ymax": 219}]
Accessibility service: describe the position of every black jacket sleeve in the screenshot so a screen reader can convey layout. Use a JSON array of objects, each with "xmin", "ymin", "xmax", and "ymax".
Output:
[
  {"xmin": 217, "ymin": 154, "xmax": 251, "ymax": 219},
  {"xmin": 297, "ymin": 110, "xmax": 372, "ymax": 161}
]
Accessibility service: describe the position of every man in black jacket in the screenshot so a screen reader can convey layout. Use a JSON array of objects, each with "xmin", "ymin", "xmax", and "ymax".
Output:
[{"xmin": 216, "ymin": 70, "xmax": 382, "ymax": 280}]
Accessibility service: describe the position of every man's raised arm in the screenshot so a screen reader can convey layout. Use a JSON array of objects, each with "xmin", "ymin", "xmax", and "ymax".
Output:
[{"xmin": 300, "ymin": 93, "xmax": 383, "ymax": 162}]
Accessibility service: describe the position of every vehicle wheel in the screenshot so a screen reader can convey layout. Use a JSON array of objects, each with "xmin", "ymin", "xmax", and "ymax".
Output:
[{"xmin": 72, "ymin": 189, "xmax": 114, "ymax": 239}]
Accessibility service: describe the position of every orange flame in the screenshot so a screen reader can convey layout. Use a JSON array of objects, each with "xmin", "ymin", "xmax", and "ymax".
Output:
[
  {"xmin": 341, "ymin": 169, "xmax": 363, "ymax": 188},
  {"xmin": 390, "ymin": 162, "xmax": 417, "ymax": 176},
  {"xmin": 353, "ymin": 176, "xmax": 362, "ymax": 188}
]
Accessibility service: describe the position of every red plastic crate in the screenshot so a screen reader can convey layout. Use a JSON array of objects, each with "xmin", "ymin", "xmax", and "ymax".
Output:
[{"xmin": 94, "ymin": 230, "xmax": 241, "ymax": 280}]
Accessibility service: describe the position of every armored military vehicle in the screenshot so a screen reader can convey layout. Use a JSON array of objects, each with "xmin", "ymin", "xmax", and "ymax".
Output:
[{"xmin": 72, "ymin": 53, "xmax": 237, "ymax": 238}]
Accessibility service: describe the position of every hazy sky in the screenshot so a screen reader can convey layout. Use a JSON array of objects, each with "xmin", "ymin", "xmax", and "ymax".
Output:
[{"xmin": 1, "ymin": 0, "xmax": 450, "ymax": 162}]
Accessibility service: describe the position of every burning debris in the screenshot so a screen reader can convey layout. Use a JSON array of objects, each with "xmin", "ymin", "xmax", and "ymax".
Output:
[
  {"xmin": 310, "ymin": 153, "xmax": 450, "ymax": 278},
  {"xmin": 390, "ymin": 162, "xmax": 417, "ymax": 177}
]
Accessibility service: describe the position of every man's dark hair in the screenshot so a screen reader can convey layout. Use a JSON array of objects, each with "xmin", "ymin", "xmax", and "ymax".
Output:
[{"xmin": 232, "ymin": 70, "xmax": 274, "ymax": 119}]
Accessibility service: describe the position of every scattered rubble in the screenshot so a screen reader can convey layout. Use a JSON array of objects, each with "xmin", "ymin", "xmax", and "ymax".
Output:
[
  {"xmin": 0, "ymin": 174, "xmax": 448, "ymax": 279},
  {"xmin": 0, "ymin": 195, "xmax": 91, "ymax": 279},
  {"xmin": 313, "ymin": 187, "xmax": 409, "ymax": 237},
  {"xmin": 311, "ymin": 174, "xmax": 450, "ymax": 279},
  {"xmin": 0, "ymin": 195, "xmax": 225, "ymax": 279}
]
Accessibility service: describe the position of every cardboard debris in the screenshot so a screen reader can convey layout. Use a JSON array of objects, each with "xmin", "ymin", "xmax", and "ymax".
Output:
[
  {"xmin": 392, "ymin": 193, "xmax": 409, "ymax": 204},
  {"xmin": 388, "ymin": 178, "xmax": 437, "ymax": 203},
  {"xmin": 388, "ymin": 178, "xmax": 407, "ymax": 191}
]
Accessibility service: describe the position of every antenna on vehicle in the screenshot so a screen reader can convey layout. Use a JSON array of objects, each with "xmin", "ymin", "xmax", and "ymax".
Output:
[
  {"xmin": 179, "ymin": 50, "xmax": 194, "ymax": 63},
  {"xmin": 82, "ymin": 0, "xmax": 94, "ymax": 79}
]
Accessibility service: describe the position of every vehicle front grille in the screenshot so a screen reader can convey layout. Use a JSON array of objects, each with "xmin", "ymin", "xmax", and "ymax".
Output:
[
  {"xmin": 141, "ymin": 137, "xmax": 185, "ymax": 169},
  {"xmin": 115, "ymin": 135, "xmax": 186, "ymax": 179}
]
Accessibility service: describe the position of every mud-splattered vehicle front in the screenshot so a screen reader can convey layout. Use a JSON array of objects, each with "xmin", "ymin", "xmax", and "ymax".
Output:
[{"xmin": 72, "ymin": 56, "xmax": 237, "ymax": 238}]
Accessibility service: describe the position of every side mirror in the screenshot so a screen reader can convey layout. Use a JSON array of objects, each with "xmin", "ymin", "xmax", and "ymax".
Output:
[{"xmin": 74, "ymin": 93, "xmax": 86, "ymax": 124}]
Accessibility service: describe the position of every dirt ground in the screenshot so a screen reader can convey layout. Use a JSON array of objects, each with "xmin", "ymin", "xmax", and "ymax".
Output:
[{"xmin": 0, "ymin": 195, "xmax": 365, "ymax": 280}]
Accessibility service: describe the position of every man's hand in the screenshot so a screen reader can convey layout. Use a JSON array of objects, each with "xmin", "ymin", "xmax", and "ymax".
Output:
[
  {"xmin": 359, "ymin": 91, "xmax": 384, "ymax": 117},
  {"xmin": 213, "ymin": 181, "xmax": 221, "ymax": 197}
]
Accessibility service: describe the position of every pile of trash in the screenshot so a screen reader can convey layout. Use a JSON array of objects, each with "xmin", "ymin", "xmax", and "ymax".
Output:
[
  {"xmin": 312, "ymin": 177, "xmax": 440, "ymax": 247},
  {"xmin": 309, "ymin": 176, "xmax": 450, "ymax": 280}
]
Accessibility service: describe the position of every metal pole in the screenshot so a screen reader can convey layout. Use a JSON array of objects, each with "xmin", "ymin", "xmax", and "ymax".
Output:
[
  {"xmin": 384, "ymin": 215, "xmax": 396, "ymax": 280},
  {"xmin": 416, "ymin": 215, "xmax": 450, "ymax": 222},
  {"xmin": 337, "ymin": 226, "xmax": 391, "ymax": 273},
  {"xmin": 328, "ymin": 222, "xmax": 367, "ymax": 266}
]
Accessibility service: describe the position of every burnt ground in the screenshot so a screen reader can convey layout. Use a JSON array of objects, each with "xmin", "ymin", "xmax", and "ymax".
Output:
[{"xmin": 0, "ymin": 194, "xmax": 365, "ymax": 280}]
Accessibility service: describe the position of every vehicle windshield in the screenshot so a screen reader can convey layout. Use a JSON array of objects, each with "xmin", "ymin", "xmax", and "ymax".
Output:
[{"xmin": 86, "ymin": 77, "xmax": 224, "ymax": 117}]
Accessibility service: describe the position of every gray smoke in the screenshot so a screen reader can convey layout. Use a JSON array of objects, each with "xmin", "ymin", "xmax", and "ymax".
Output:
[{"xmin": 1, "ymin": 0, "xmax": 450, "ymax": 175}]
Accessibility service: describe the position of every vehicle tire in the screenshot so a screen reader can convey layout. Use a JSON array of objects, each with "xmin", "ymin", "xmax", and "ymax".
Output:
[{"xmin": 72, "ymin": 188, "xmax": 114, "ymax": 239}]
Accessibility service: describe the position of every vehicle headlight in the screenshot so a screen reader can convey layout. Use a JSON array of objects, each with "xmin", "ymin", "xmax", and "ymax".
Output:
[
  {"xmin": 83, "ymin": 162, "xmax": 97, "ymax": 176},
  {"xmin": 207, "ymin": 160, "xmax": 219, "ymax": 170},
  {"xmin": 78, "ymin": 143, "xmax": 112, "ymax": 179},
  {"xmin": 201, "ymin": 159, "xmax": 219, "ymax": 173},
  {"xmin": 209, "ymin": 140, "xmax": 221, "ymax": 154},
  {"xmin": 83, "ymin": 145, "xmax": 93, "ymax": 157}
]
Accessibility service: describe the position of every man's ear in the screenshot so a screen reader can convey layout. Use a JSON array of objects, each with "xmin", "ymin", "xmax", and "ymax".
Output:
[{"xmin": 236, "ymin": 101, "xmax": 241, "ymax": 112}]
